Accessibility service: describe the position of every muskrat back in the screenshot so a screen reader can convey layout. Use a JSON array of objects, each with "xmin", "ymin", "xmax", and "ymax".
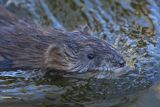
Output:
[{"xmin": 0, "ymin": 6, "xmax": 125, "ymax": 75}]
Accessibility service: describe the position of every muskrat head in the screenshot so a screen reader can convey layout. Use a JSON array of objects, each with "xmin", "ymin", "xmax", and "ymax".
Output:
[{"xmin": 44, "ymin": 36, "xmax": 126, "ymax": 75}]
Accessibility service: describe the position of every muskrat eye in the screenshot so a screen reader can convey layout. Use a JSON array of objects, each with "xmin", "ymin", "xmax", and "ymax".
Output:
[{"xmin": 87, "ymin": 53, "xmax": 95, "ymax": 60}]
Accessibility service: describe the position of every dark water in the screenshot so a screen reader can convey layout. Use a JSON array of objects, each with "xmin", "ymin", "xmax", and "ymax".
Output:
[{"xmin": 0, "ymin": 0, "xmax": 160, "ymax": 107}]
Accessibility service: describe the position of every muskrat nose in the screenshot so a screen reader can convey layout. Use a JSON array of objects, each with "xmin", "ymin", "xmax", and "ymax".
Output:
[{"xmin": 119, "ymin": 60, "xmax": 125, "ymax": 67}]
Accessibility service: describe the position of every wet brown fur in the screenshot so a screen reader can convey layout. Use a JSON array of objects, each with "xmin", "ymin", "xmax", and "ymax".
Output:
[
  {"xmin": 0, "ymin": 6, "xmax": 125, "ymax": 73},
  {"xmin": 0, "ymin": 6, "xmax": 67, "ymax": 70}
]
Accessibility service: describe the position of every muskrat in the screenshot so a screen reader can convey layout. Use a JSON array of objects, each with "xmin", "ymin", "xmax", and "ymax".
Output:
[{"xmin": 0, "ymin": 6, "xmax": 125, "ymax": 74}]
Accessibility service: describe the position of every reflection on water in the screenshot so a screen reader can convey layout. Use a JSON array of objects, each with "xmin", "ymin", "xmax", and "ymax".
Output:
[{"xmin": 0, "ymin": 0, "xmax": 160, "ymax": 107}]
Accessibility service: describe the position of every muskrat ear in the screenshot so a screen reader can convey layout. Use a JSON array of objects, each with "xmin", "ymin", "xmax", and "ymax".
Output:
[
  {"xmin": 44, "ymin": 43, "xmax": 67, "ymax": 69},
  {"xmin": 44, "ymin": 43, "xmax": 75, "ymax": 71},
  {"xmin": 80, "ymin": 25, "xmax": 92, "ymax": 36},
  {"xmin": 45, "ymin": 44, "xmax": 64, "ymax": 57}
]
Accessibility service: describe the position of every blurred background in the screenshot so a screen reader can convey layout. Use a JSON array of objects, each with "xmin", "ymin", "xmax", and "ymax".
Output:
[{"xmin": 0, "ymin": 0, "xmax": 160, "ymax": 107}]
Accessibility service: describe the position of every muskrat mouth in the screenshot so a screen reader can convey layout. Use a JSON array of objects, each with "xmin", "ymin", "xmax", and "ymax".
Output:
[
  {"xmin": 95, "ymin": 66, "xmax": 130, "ymax": 79},
  {"xmin": 76, "ymin": 66, "xmax": 127, "ymax": 74},
  {"xmin": 62, "ymin": 66, "xmax": 130, "ymax": 80}
]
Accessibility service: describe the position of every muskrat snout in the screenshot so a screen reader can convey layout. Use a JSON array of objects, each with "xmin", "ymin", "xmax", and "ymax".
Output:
[{"xmin": 119, "ymin": 59, "xmax": 126, "ymax": 67}]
